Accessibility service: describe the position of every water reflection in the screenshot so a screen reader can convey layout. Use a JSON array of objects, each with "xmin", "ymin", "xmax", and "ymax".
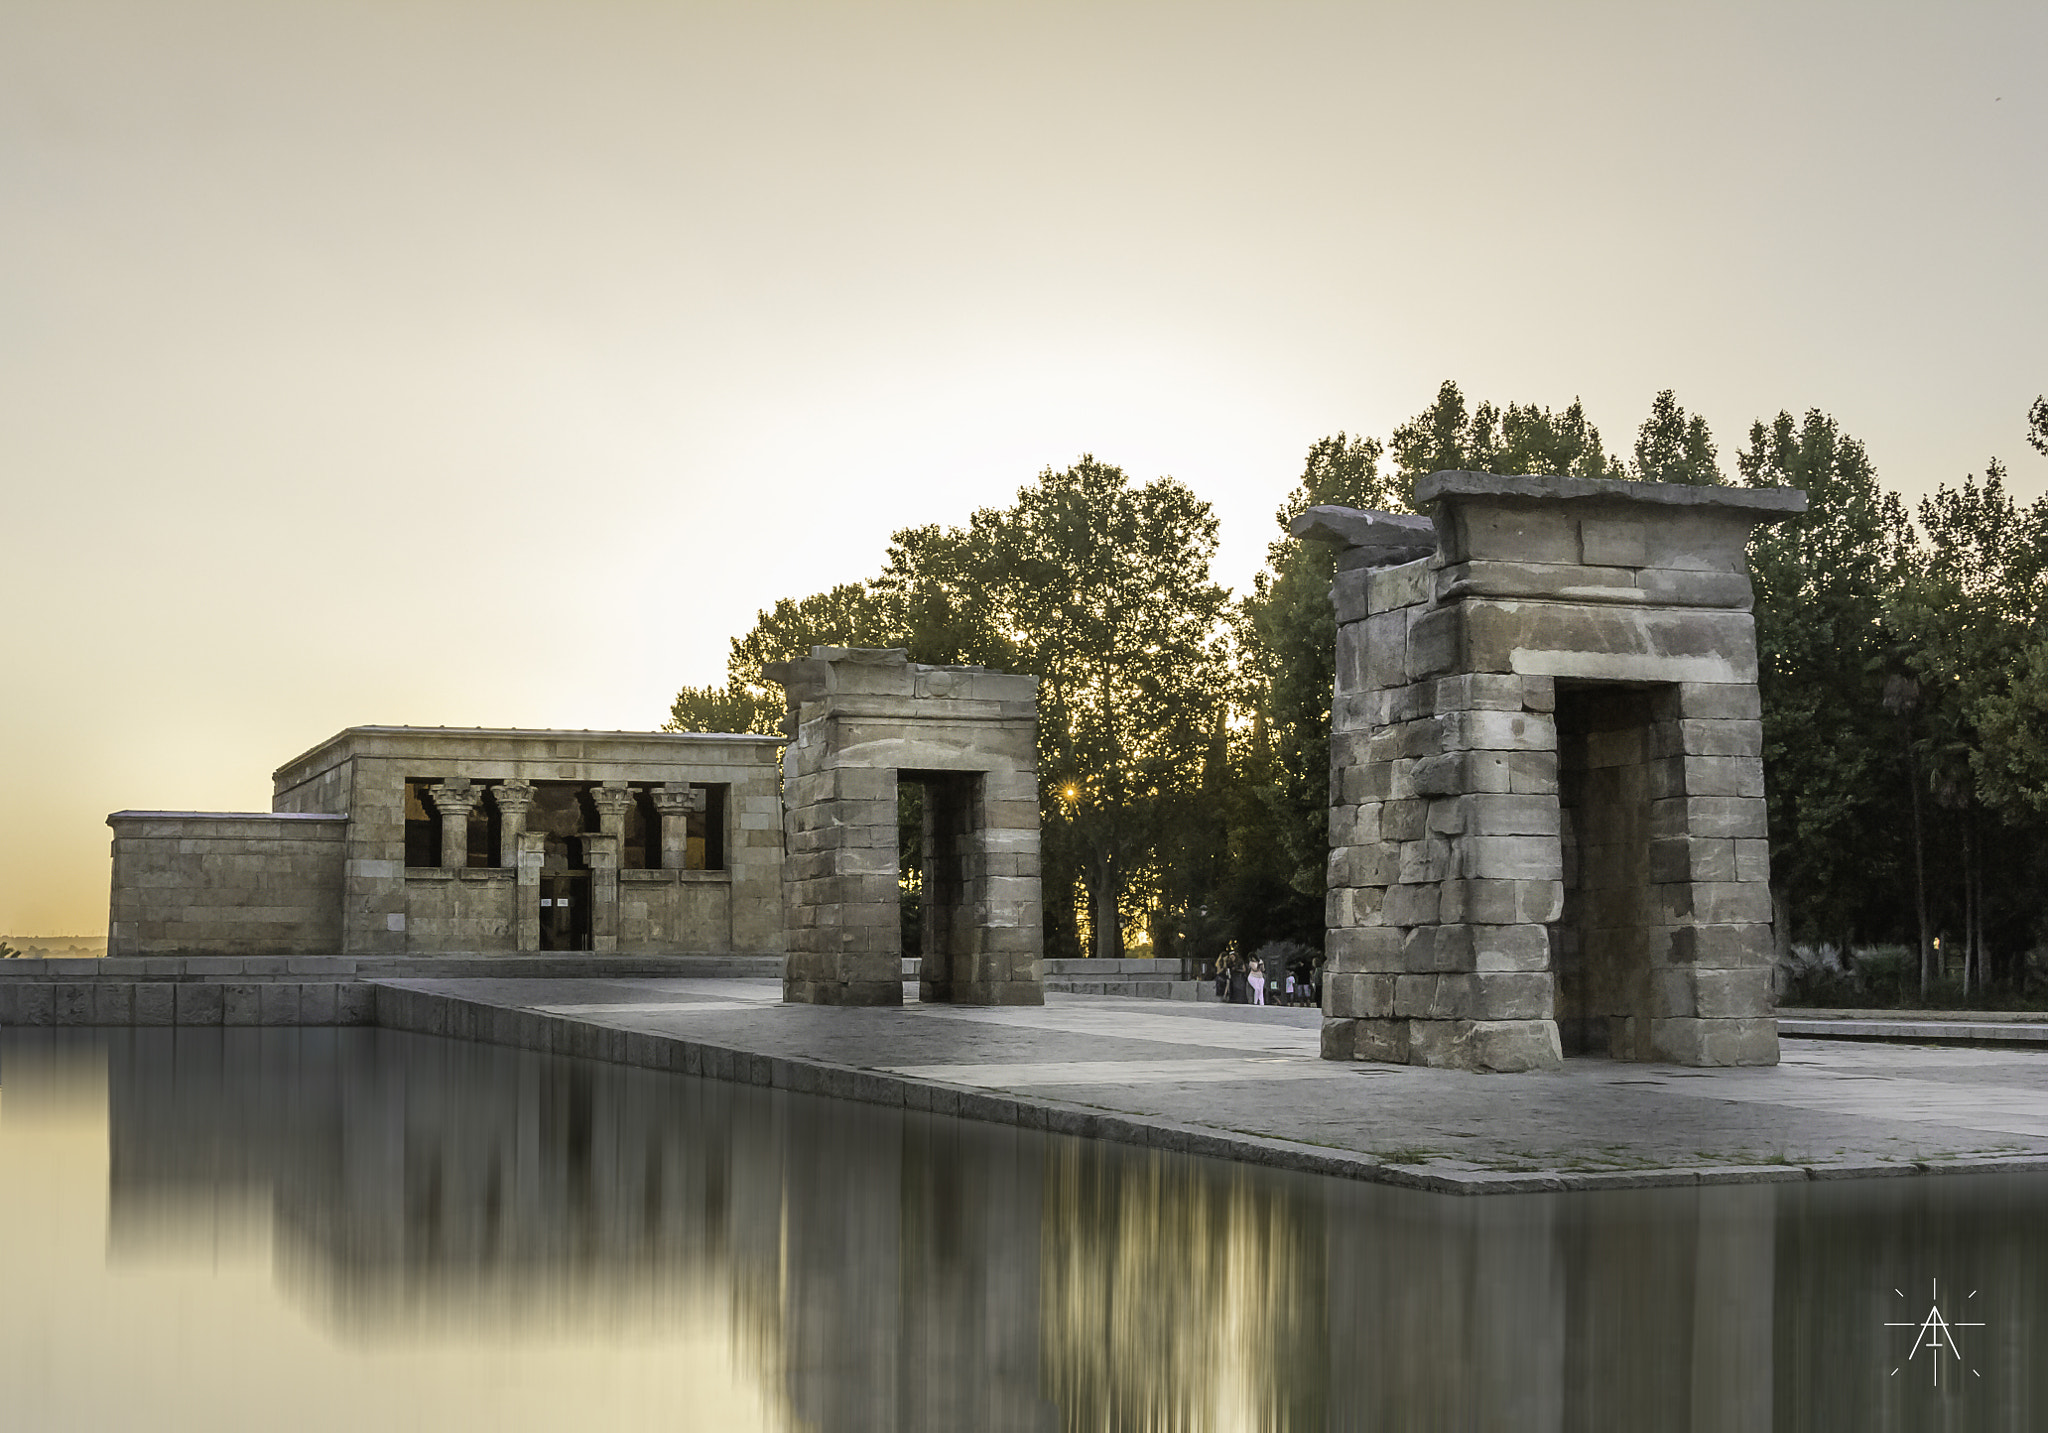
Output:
[{"xmin": 2, "ymin": 1028, "xmax": 2045, "ymax": 1431}]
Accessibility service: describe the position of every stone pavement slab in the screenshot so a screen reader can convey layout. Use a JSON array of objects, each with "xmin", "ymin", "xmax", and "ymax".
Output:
[{"xmin": 373, "ymin": 977, "xmax": 2048, "ymax": 1196}]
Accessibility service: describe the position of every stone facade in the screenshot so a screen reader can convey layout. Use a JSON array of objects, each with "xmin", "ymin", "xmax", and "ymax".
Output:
[
  {"xmin": 768, "ymin": 647, "xmax": 1043, "ymax": 1007},
  {"xmin": 109, "ymin": 727, "xmax": 786, "ymax": 959},
  {"xmin": 1311, "ymin": 472, "xmax": 1806, "ymax": 1071}
]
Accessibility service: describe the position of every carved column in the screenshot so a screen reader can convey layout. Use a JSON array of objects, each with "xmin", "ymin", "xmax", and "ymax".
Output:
[
  {"xmin": 491, "ymin": 781, "xmax": 534, "ymax": 868},
  {"xmin": 651, "ymin": 784, "xmax": 707, "ymax": 870},
  {"xmin": 427, "ymin": 780, "xmax": 479, "ymax": 870},
  {"xmin": 587, "ymin": 835, "xmax": 620, "ymax": 953},
  {"xmin": 515, "ymin": 831, "xmax": 547, "ymax": 952},
  {"xmin": 589, "ymin": 783, "xmax": 636, "ymax": 842}
]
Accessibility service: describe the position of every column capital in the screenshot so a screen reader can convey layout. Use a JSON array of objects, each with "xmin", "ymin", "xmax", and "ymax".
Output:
[
  {"xmin": 491, "ymin": 780, "xmax": 535, "ymax": 812},
  {"xmin": 426, "ymin": 780, "xmax": 480, "ymax": 816},
  {"xmin": 587, "ymin": 783, "xmax": 636, "ymax": 816},
  {"xmin": 589, "ymin": 782, "xmax": 635, "ymax": 841},
  {"xmin": 651, "ymin": 784, "xmax": 708, "ymax": 816}
]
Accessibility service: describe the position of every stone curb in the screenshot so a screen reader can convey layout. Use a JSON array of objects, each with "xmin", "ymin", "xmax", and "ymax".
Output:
[
  {"xmin": 366, "ymin": 981, "xmax": 2048, "ymax": 1198},
  {"xmin": 1780, "ymin": 1018, "xmax": 2048, "ymax": 1045}
]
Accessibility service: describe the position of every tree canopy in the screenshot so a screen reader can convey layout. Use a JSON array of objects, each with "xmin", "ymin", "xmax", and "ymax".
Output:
[{"xmin": 669, "ymin": 387, "xmax": 2048, "ymax": 1003}]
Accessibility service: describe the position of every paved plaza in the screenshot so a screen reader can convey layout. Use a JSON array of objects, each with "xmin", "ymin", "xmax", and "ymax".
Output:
[{"xmin": 377, "ymin": 976, "xmax": 2048, "ymax": 1194}]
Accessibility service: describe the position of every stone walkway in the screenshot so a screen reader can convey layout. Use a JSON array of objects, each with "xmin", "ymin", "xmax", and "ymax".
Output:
[{"xmin": 375, "ymin": 977, "xmax": 2048, "ymax": 1195}]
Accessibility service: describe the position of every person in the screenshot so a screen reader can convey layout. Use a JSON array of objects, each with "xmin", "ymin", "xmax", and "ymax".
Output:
[
  {"xmin": 1228, "ymin": 958, "xmax": 1251, "ymax": 1005},
  {"xmin": 1212, "ymin": 958, "xmax": 1229, "ymax": 999},
  {"xmin": 1284, "ymin": 971, "xmax": 1297, "ymax": 1006},
  {"xmin": 1248, "ymin": 958, "xmax": 1266, "ymax": 1006}
]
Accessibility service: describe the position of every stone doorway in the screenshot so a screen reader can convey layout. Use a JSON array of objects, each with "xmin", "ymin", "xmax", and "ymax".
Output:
[
  {"xmin": 539, "ymin": 864, "xmax": 592, "ymax": 952},
  {"xmin": 1553, "ymin": 683, "xmax": 1666, "ymax": 1058},
  {"xmin": 768, "ymin": 647, "xmax": 1044, "ymax": 1007},
  {"xmin": 900, "ymin": 770, "xmax": 982, "ymax": 1004}
]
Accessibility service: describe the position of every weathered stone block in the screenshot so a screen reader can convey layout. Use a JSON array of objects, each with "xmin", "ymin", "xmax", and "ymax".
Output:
[
  {"xmin": 1380, "ymin": 883, "xmax": 1441, "ymax": 926},
  {"xmin": 1651, "ymin": 1016, "xmax": 1777, "ymax": 1066},
  {"xmin": 1326, "ymin": 924, "xmax": 1403, "ymax": 973},
  {"xmin": 1677, "ymin": 682, "xmax": 1763, "ymax": 721},
  {"xmin": 1353, "ymin": 1019, "xmax": 1410, "ymax": 1063},
  {"xmin": 134, "ymin": 983, "xmax": 175, "ymax": 1026},
  {"xmin": 1459, "ymin": 835, "xmax": 1564, "ymax": 882},
  {"xmin": 1649, "ymin": 836, "xmax": 1737, "ymax": 884},
  {"xmin": 1440, "ymin": 708, "xmax": 1555, "ymax": 753},
  {"xmin": 1380, "ymin": 799, "xmax": 1427, "ymax": 842},
  {"xmin": 1438, "ymin": 878, "xmax": 1564, "ymax": 925},
  {"xmin": 1397, "ymin": 838, "xmax": 1453, "ymax": 884},
  {"xmin": 1407, "ymin": 1018, "xmax": 1561, "ymax": 1072},
  {"xmin": 1694, "ymin": 967, "xmax": 1775, "ymax": 1019},
  {"xmin": 1320, "ymin": 1018, "xmax": 1358, "ymax": 1060},
  {"xmin": 175, "ymin": 983, "xmax": 223, "ymax": 1025},
  {"xmin": 1432, "ymin": 673, "xmax": 1526, "ymax": 712},
  {"xmin": 1406, "ymin": 607, "xmax": 1461, "ymax": 678},
  {"xmin": 1667, "ymin": 923, "xmax": 1773, "ymax": 968},
  {"xmin": 92, "ymin": 983, "xmax": 135, "ymax": 1024}
]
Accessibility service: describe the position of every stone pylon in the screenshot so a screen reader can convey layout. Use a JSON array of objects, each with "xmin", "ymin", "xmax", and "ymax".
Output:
[
  {"xmin": 767, "ymin": 647, "xmax": 1044, "ymax": 1007},
  {"xmin": 1308, "ymin": 472, "xmax": 1806, "ymax": 1071}
]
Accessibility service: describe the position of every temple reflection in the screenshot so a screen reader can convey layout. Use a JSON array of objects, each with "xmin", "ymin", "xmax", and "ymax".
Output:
[{"xmin": 3, "ymin": 1027, "xmax": 2034, "ymax": 1432}]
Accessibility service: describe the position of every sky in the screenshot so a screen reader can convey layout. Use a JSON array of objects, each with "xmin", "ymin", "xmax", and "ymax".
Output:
[{"xmin": 3, "ymin": 0, "xmax": 2044, "ymax": 935}]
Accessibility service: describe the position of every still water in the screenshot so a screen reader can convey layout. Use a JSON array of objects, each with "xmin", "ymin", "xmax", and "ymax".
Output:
[{"xmin": 0, "ymin": 1027, "xmax": 2043, "ymax": 1432}]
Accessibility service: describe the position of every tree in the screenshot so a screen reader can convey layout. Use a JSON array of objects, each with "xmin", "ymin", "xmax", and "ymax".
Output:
[
  {"xmin": 1738, "ymin": 410, "xmax": 1918, "ymax": 980},
  {"xmin": 1235, "ymin": 434, "xmax": 1406, "ymax": 947},
  {"xmin": 1389, "ymin": 379, "xmax": 1628, "ymax": 488},
  {"xmin": 669, "ymin": 457, "xmax": 1233, "ymax": 962},
  {"xmin": 2029, "ymin": 395, "xmax": 2047, "ymax": 457},
  {"xmin": 664, "ymin": 582, "xmax": 900, "ymax": 735},
  {"xmin": 969, "ymin": 458, "xmax": 1232, "ymax": 958},
  {"xmin": 663, "ymin": 684, "xmax": 781, "ymax": 735},
  {"xmin": 1631, "ymin": 389, "xmax": 1723, "ymax": 485}
]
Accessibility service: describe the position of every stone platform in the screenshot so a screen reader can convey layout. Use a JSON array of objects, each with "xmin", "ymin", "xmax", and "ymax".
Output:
[{"xmin": 368, "ymin": 977, "xmax": 2048, "ymax": 1196}]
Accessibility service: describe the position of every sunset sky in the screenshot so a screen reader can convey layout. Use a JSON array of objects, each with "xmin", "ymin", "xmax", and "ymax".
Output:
[{"xmin": 3, "ymin": 0, "xmax": 2043, "ymax": 935}]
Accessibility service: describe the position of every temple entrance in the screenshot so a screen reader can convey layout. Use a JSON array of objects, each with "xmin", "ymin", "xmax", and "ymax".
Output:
[
  {"xmin": 1553, "ymin": 683, "xmax": 1668, "ymax": 1059},
  {"xmin": 899, "ymin": 771, "xmax": 981, "ymax": 1003},
  {"xmin": 539, "ymin": 848, "xmax": 592, "ymax": 952}
]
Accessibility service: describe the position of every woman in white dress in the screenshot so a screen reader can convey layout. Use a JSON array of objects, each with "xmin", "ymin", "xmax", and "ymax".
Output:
[{"xmin": 1248, "ymin": 959, "xmax": 1266, "ymax": 1006}]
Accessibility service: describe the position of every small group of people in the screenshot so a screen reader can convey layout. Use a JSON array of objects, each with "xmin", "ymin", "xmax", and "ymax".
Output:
[{"xmin": 1211, "ymin": 952, "xmax": 1315, "ymax": 1006}]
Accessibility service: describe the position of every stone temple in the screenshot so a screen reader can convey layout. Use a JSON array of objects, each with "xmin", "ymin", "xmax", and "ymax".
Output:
[
  {"xmin": 103, "ymin": 648, "xmax": 1045, "ymax": 1005},
  {"xmin": 1305, "ymin": 471, "xmax": 1806, "ymax": 1072},
  {"xmin": 107, "ymin": 727, "xmax": 789, "ymax": 959}
]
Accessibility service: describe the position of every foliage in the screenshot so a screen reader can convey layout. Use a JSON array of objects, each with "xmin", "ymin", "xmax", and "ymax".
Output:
[
  {"xmin": 1738, "ymin": 410, "xmax": 1916, "ymax": 947},
  {"xmin": 965, "ymin": 458, "xmax": 1231, "ymax": 958},
  {"xmin": 1389, "ymin": 379, "xmax": 1627, "ymax": 488},
  {"xmin": 1631, "ymin": 389, "xmax": 1722, "ymax": 485},
  {"xmin": 0, "ymin": 939, "xmax": 21, "ymax": 959},
  {"xmin": 663, "ymin": 684, "xmax": 781, "ymax": 736},
  {"xmin": 1235, "ymin": 433, "xmax": 1405, "ymax": 947}
]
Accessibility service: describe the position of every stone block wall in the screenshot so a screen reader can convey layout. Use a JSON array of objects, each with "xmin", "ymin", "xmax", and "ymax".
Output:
[
  {"xmin": 1314, "ymin": 473, "xmax": 1803, "ymax": 1071},
  {"xmin": 107, "ymin": 813, "xmax": 347, "ymax": 957},
  {"xmin": 770, "ymin": 648, "xmax": 1043, "ymax": 1007},
  {"xmin": 268, "ymin": 727, "xmax": 788, "ymax": 958}
]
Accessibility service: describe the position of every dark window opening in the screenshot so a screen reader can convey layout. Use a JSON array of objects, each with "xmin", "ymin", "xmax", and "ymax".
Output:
[
  {"xmin": 466, "ymin": 780, "xmax": 502, "ymax": 868},
  {"xmin": 404, "ymin": 777, "xmax": 443, "ymax": 868},
  {"xmin": 623, "ymin": 786, "xmax": 660, "ymax": 870},
  {"xmin": 694, "ymin": 784, "xmax": 727, "ymax": 872}
]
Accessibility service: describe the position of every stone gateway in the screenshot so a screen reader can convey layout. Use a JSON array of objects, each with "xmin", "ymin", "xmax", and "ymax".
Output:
[
  {"xmin": 768, "ymin": 647, "xmax": 1044, "ymax": 1007},
  {"xmin": 1306, "ymin": 471, "xmax": 1807, "ymax": 1072}
]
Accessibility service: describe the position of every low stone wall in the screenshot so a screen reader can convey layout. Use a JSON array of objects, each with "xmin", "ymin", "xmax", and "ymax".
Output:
[
  {"xmin": 108, "ymin": 812, "xmax": 347, "ymax": 957},
  {"xmin": 0, "ymin": 953, "xmax": 785, "ymax": 1026}
]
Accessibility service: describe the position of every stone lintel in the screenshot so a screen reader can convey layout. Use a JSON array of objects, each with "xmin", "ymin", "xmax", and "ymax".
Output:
[{"xmin": 1414, "ymin": 470, "xmax": 1809, "ymax": 515}]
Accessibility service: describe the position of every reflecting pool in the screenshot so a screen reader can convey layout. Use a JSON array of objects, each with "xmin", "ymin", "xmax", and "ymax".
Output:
[{"xmin": 2, "ymin": 1027, "xmax": 2044, "ymax": 1431}]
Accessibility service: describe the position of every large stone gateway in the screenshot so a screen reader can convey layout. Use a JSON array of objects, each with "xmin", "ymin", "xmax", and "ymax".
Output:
[
  {"xmin": 1308, "ymin": 472, "xmax": 1807, "ymax": 1072},
  {"xmin": 768, "ymin": 647, "xmax": 1045, "ymax": 1007}
]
